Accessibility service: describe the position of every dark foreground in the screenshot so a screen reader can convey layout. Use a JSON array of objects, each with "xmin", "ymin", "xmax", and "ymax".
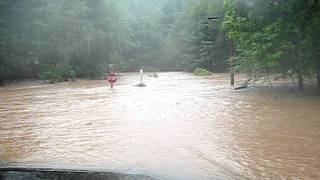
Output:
[{"xmin": 0, "ymin": 168, "xmax": 158, "ymax": 180}]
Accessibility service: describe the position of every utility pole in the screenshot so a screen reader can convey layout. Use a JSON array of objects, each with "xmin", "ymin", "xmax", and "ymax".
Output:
[
  {"xmin": 230, "ymin": 39, "xmax": 235, "ymax": 86},
  {"xmin": 317, "ymin": 63, "xmax": 320, "ymax": 94},
  {"xmin": 87, "ymin": 25, "xmax": 91, "ymax": 61},
  {"xmin": 106, "ymin": 31, "xmax": 110, "ymax": 73},
  {"xmin": 207, "ymin": 16, "xmax": 234, "ymax": 85}
]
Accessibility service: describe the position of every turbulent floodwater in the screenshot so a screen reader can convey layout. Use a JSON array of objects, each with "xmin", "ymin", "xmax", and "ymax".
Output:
[{"xmin": 0, "ymin": 72, "xmax": 319, "ymax": 179}]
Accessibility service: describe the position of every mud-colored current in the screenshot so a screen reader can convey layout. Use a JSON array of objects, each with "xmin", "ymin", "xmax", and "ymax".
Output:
[{"xmin": 0, "ymin": 72, "xmax": 319, "ymax": 179}]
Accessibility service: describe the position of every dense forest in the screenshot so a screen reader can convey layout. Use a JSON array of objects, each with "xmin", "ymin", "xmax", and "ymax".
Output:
[
  {"xmin": 0, "ymin": 0, "xmax": 227, "ymax": 83},
  {"xmin": 0, "ymin": 0, "xmax": 319, "ymax": 92}
]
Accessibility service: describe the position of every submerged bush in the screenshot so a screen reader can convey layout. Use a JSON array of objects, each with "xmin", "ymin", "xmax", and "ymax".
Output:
[
  {"xmin": 40, "ymin": 71, "xmax": 61, "ymax": 84},
  {"xmin": 40, "ymin": 64, "xmax": 76, "ymax": 84},
  {"xmin": 193, "ymin": 68, "xmax": 213, "ymax": 76}
]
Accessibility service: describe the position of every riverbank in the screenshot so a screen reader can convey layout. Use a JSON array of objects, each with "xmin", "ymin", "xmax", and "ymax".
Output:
[
  {"xmin": 0, "ymin": 79, "xmax": 46, "ymax": 88},
  {"xmin": 1, "ymin": 73, "xmax": 319, "ymax": 95}
]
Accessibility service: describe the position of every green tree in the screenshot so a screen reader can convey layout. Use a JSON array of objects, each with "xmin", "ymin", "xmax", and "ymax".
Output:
[{"xmin": 223, "ymin": 0, "xmax": 320, "ymax": 91}]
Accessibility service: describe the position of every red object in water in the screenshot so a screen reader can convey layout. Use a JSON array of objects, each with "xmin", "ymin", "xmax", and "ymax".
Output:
[{"xmin": 107, "ymin": 73, "xmax": 118, "ymax": 85}]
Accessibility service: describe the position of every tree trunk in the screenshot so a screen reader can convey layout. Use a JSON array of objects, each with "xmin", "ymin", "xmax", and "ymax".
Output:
[{"xmin": 297, "ymin": 73, "xmax": 304, "ymax": 91}]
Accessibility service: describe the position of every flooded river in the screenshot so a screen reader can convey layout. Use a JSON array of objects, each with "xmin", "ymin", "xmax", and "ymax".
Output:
[{"xmin": 0, "ymin": 72, "xmax": 319, "ymax": 179}]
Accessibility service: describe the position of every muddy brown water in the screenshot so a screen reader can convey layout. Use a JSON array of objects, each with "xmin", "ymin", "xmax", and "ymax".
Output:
[{"xmin": 0, "ymin": 72, "xmax": 319, "ymax": 179}]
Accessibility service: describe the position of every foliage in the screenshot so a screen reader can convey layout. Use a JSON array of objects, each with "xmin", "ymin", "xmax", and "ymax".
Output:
[
  {"xmin": 175, "ymin": 0, "xmax": 229, "ymax": 72},
  {"xmin": 39, "ymin": 64, "xmax": 75, "ymax": 84},
  {"xmin": 194, "ymin": 68, "xmax": 213, "ymax": 76},
  {"xmin": 0, "ymin": 0, "xmax": 230, "ymax": 83},
  {"xmin": 222, "ymin": 0, "xmax": 320, "ymax": 91},
  {"xmin": 1, "ymin": 0, "xmax": 319, "ymax": 92}
]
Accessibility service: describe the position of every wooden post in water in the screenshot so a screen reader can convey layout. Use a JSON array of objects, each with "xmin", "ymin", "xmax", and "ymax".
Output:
[{"xmin": 230, "ymin": 71, "xmax": 235, "ymax": 86}]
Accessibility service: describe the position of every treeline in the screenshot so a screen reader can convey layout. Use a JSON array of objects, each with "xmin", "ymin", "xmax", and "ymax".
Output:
[
  {"xmin": 0, "ymin": 0, "xmax": 229, "ymax": 84},
  {"xmin": 223, "ymin": 0, "xmax": 320, "ymax": 91},
  {"xmin": 0, "ymin": 0, "xmax": 319, "ymax": 92},
  {"xmin": 0, "ymin": 0, "xmax": 117, "ymax": 83}
]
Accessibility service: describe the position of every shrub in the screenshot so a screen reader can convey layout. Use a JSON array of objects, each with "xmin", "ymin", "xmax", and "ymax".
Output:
[
  {"xmin": 40, "ymin": 64, "xmax": 76, "ymax": 84},
  {"xmin": 193, "ymin": 68, "xmax": 213, "ymax": 76}
]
